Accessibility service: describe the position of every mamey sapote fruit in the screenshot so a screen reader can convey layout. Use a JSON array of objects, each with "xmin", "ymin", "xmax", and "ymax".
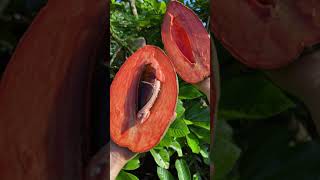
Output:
[
  {"xmin": 0, "ymin": 1, "xmax": 106, "ymax": 179},
  {"xmin": 162, "ymin": 1, "xmax": 210, "ymax": 83},
  {"xmin": 110, "ymin": 45, "xmax": 178, "ymax": 152},
  {"xmin": 211, "ymin": 0, "xmax": 320, "ymax": 69}
]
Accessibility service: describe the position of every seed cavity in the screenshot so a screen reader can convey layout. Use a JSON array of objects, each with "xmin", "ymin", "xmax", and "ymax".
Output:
[
  {"xmin": 136, "ymin": 64, "xmax": 161, "ymax": 123},
  {"xmin": 171, "ymin": 16, "xmax": 196, "ymax": 64}
]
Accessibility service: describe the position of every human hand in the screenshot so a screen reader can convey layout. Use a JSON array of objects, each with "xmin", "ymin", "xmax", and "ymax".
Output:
[
  {"xmin": 194, "ymin": 77, "xmax": 211, "ymax": 103},
  {"xmin": 86, "ymin": 112, "xmax": 177, "ymax": 180},
  {"xmin": 85, "ymin": 141, "xmax": 136, "ymax": 180}
]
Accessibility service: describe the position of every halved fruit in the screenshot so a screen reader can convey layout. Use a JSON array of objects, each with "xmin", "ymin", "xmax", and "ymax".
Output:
[
  {"xmin": 110, "ymin": 45, "xmax": 178, "ymax": 152},
  {"xmin": 162, "ymin": 1, "xmax": 210, "ymax": 83},
  {"xmin": 211, "ymin": 0, "xmax": 320, "ymax": 69}
]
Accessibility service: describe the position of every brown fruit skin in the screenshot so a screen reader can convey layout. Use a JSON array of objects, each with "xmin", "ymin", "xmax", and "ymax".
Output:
[
  {"xmin": 0, "ymin": 1, "xmax": 107, "ymax": 180},
  {"xmin": 162, "ymin": 1, "xmax": 210, "ymax": 84},
  {"xmin": 211, "ymin": 0, "xmax": 320, "ymax": 69},
  {"xmin": 110, "ymin": 45, "xmax": 178, "ymax": 153}
]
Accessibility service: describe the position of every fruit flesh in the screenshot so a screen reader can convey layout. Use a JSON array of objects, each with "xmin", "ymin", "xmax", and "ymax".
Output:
[
  {"xmin": 110, "ymin": 45, "xmax": 178, "ymax": 152},
  {"xmin": 211, "ymin": 0, "xmax": 320, "ymax": 69},
  {"xmin": 171, "ymin": 19, "xmax": 195, "ymax": 64},
  {"xmin": 162, "ymin": 1, "xmax": 210, "ymax": 83},
  {"xmin": 0, "ymin": 1, "xmax": 106, "ymax": 179}
]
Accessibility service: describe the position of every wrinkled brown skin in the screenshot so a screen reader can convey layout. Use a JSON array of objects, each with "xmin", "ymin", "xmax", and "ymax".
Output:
[{"xmin": 0, "ymin": 1, "xmax": 107, "ymax": 180}]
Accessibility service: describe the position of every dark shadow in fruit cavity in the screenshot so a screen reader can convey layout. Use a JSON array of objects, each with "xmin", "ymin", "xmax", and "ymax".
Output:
[
  {"xmin": 137, "ymin": 64, "xmax": 158, "ymax": 111},
  {"xmin": 171, "ymin": 17, "xmax": 196, "ymax": 64},
  {"xmin": 121, "ymin": 64, "xmax": 160, "ymax": 133}
]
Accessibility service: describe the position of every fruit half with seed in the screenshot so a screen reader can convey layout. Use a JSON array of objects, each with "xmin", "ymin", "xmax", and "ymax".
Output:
[
  {"xmin": 161, "ymin": 1, "xmax": 210, "ymax": 84},
  {"xmin": 211, "ymin": 0, "xmax": 320, "ymax": 69},
  {"xmin": 110, "ymin": 45, "xmax": 178, "ymax": 152}
]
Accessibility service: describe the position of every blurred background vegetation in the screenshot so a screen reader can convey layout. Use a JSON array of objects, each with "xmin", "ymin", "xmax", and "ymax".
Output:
[{"xmin": 1, "ymin": 0, "xmax": 320, "ymax": 180}]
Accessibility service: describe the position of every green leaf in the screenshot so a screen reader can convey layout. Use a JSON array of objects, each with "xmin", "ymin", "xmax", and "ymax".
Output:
[
  {"xmin": 157, "ymin": 133, "xmax": 174, "ymax": 147},
  {"xmin": 190, "ymin": 126, "xmax": 210, "ymax": 144},
  {"xmin": 150, "ymin": 149, "xmax": 170, "ymax": 169},
  {"xmin": 169, "ymin": 139, "xmax": 183, "ymax": 157},
  {"xmin": 211, "ymin": 121, "xmax": 241, "ymax": 179},
  {"xmin": 184, "ymin": 100, "xmax": 210, "ymax": 130},
  {"xmin": 116, "ymin": 170, "xmax": 139, "ymax": 180},
  {"xmin": 157, "ymin": 166, "xmax": 175, "ymax": 180},
  {"xmin": 179, "ymin": 84, "xmax": 203, "ymax": 100},
  {"xmin": 238, "ymin": 122, "xmax": 320, "ymax": 180},
  {"xmin": 186, "ymin": 133, "xmax": 201, "ymax": 154},
  {"xmin": 167, "ymin": 118, "xmax": 190, "ymax": 138},
  {"xmin": 175, "ymin": 159, "xmax": 191, "ymax": 180},
  {"xmin": 193, "ymin": 172, "xmax": 202, "ymax": 180},
  {"xmin": 158, "ymin": 1, "xmax": 167, "ymax": 14},
  {"xmin": 219, "ymin": 72, "xmax": 295, "ymax": 120},
  {"xmin": 123, "ymin": 156, "xmax": 140, "ymax": 171},
  {"xmin": 211, "ymin": 138, "xmax": 241, "ymax": 179},
  {"xmin": 176, "ymin": 99, "xmax": 185, "ymax": 119},
  {"xmin": 200, "ymin": 145, "xmax": 209, "ymax": 159},
  {"xmin": 214, "ymin": 120, "xmax": 233, "ymax": 141},
  {"xmin": 184, "ymin": 119, "xmax": 210, "ymax": 130}
]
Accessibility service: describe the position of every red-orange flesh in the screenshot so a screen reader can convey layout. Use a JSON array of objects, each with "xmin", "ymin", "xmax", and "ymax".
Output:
[
  {"xmin": 211, "ymin": 0, "xmax": 320, "ymax": 69},
  {"xmin": 0, "ymin": 1, "xmax": 106, "ymax": 179},
  {"xmin": 162, "ymin": 1, "xmax": 210, "ymax": 83},
  {"xmin": 110, "ymin": 45, "xmax": 178, "ymax": 152}
]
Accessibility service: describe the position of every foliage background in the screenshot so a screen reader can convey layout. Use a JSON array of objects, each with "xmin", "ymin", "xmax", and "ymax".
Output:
[
  {"xmin": 111, "ymin": 0, "xmax": 211, "ymax": 179},
  {"xmin": 1, "ymin": 0, "xmax": 320, "ymax": 180}
]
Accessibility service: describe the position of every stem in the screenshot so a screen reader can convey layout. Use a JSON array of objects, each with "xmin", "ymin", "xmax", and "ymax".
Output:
[
  {"xmin": 110, "ymin": 47, "xmax": 122, "ymax": 66},
  {"xmin": 129, "ymin": 0, "xmax": 138, "ymax": 17}
]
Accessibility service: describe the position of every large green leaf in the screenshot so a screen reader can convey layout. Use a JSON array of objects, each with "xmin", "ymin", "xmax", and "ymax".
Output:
[
  {"xmin": 179, "ymin": 84, "xmax": 203, "ymax": 100},
  {"xmin": 123, "ymin": 155, "xmax": 140, "ymax": 171},
  {"xmin": 157, "ymin": 166, "xmax": 175, "ymax": 180},
  {"xmin": 190, "ymin": 126, "xmax": 210, "ymax": 144},
  {"xmin": 176, "ymin": 99, "xmax": 186, "ymax": 119},
  {"xmin": 150, "ymin": 149, "xmax": 170, "ymax": 169},
  {"xmin": 185, "ymin": 100, "xmax": 210, "ymax": 130},
  {"xmin": 175, "ymin": 159, "xmax": 192, "ymax": 180},
  {"xmin": 211, "ymin": 120, "xmax": 241, "ymax": 179},
  {"xmin": 169, "ymin": 139, "xmax": 183, "ymax": 157},
  {"xmin": 158, "ymin": 133, "xmax": 174, "ymax": 147},
  {"xmin": 116, "ymin": 171, "xmax": 139, "ymax": 180},
  {"xmin": 218, "ymin": 72, "xmax": 295, "ymax": 120},
  {"xmin": 193, "ymin": 172, "xmax": 202, "ymax": 180},
  {"xmin": 238, "ymin": 121, "xmax": 320, "ymax": 180},
  {"xmin": 211, "ymin": 137, "xmax": 241, "ymax": 179},
  {"xmin": 186, "ymin": 132, "xmax": 201, "ymax": 154},
  {"xmin": 167, "ymin": 118, "xmax": 190, "ymax": 138}
]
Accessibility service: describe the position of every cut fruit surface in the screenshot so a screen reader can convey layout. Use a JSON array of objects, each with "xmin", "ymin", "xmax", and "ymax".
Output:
[
  {"xmin": 162, "ymin": 1, "xmax": 210, "ymax": 83},
  {"xmin": 0, "ymin": 1, "xmax": 107, "ymax": 179},
  {"xmin": 211, "ymin": 0, "xmax": 320, "ymax": 69},
  {"xmin": 110, "ymin": 45, "xmax": 178, "ymax": 152}
]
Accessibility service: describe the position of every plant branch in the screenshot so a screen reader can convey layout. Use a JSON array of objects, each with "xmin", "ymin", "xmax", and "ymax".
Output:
[
  {"xmin": 129, "ymin": 0, "xmax": 138, "ymax": 17},
  {"xmin": 110, "ymin": 27, "xmax": 134, "ymax": 54}
]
